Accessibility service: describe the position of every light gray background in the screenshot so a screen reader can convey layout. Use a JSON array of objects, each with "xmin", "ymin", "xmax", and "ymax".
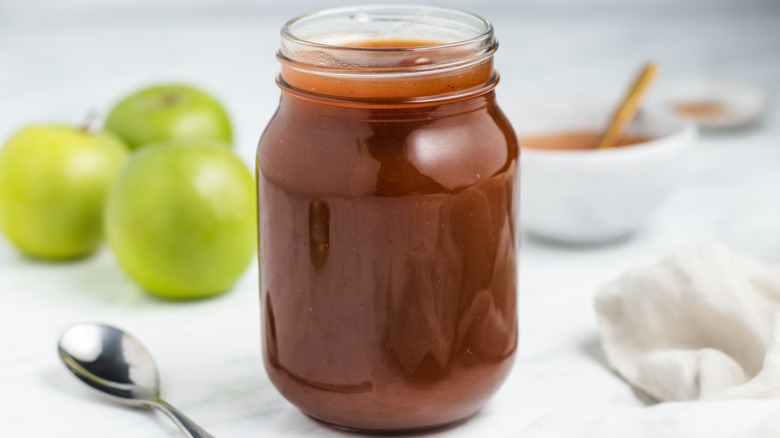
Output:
[{"xmin": 1, "ymin": 1, "xmax": 779, "ymax": 437}]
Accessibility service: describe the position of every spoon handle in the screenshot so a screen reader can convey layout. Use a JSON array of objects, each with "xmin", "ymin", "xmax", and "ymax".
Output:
[
  {"xmin": 596, "ymin": 61, "xmax": 660, "ymax": 149},
  {"xmin": 151, "ymin": 399, "xmax": 216, "ymax": 438}
]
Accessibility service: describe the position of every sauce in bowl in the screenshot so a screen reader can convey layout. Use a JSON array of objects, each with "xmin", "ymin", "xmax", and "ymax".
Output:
[{"xmin": 519, "ymin": 131, "xmax": 652, "ymax": 151}]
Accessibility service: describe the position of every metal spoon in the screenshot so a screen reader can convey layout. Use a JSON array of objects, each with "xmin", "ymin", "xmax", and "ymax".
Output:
[{"xmin": 58, "ymin": 322, "xmax": 215, "ymax": 438}]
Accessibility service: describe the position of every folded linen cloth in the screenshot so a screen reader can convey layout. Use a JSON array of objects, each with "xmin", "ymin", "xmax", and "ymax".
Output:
[
  {"xmin": 523, "ymin": 243, "xmax": 780, "ymax": 437},
  {"xmin": 596, "ymin": 242, "xmax": 780, "ymax": 402}
]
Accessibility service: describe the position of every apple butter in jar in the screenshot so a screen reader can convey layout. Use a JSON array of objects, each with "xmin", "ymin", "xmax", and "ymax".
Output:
[{"xmin": 256, "ymin": 5, "xmax": 519, "ymax": 433}]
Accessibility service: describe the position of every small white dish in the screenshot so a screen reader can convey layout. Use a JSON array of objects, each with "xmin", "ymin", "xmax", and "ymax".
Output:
[
  {"xmin": 502, "ymin": 100, "xmax": 697, "ymax": 244},
  {"xmin": 659, "ymin": 75, "xmax": 772, "ymax": 130}
]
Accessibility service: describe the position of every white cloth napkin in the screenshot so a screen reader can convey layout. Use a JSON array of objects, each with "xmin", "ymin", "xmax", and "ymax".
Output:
[{"xmin": 523, "ymin": 243, "xmax": 780, "ymax": 437}]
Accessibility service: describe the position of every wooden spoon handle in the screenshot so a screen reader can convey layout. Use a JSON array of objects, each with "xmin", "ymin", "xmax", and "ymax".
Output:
[{"xmin": 597, "ymin": 61, "xmax": 660, "ymax": 149}]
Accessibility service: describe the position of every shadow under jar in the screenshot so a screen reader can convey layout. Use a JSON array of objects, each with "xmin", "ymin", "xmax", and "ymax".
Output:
[{"xmin": 256, "ymin": 5, "xmax": 519, "ymax": 434}]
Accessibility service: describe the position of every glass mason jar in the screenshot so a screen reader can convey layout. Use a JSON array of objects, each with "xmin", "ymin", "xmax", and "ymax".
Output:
[{"xmin": 257, "ymin": 5, "xmax": 519, "ymax": 434}]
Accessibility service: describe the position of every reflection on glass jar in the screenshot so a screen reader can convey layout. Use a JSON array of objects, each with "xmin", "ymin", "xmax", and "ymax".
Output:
[
  {"xmin": 257, "ymin": 5, "xmax": 519, "ymax": 433},
  {"xmin": 308, "ymin": 200, "xmax": 330, "ymax": 269}
]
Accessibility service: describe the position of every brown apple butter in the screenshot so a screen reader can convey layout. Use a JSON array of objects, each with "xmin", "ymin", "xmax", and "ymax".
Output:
[{"xmin": 256, "ymin": 6, "xmax": 519, "ymax": 433}]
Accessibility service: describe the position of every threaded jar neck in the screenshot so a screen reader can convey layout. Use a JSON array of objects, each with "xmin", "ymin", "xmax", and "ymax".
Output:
[{"xmin": 277, "ymin": 5, "xmax": 499, "ymax": 103}]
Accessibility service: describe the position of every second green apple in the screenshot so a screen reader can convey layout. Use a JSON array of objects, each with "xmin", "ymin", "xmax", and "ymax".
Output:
[
  {"xmin": 105, "ymin": 141, "xmax": 255, "ymax": 299},
  {"xmin": 105, "ymin": 84, "xmax": 232, "ymax": 150}
]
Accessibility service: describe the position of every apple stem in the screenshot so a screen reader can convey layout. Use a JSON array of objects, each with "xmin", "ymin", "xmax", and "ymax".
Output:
[
  {"xmin": 162, "ymin": 92, "xmax": 182, "ymax": 107},
  {"xmin": 79, "ymin": 111, "xmax": 99, "ymax": 134}
]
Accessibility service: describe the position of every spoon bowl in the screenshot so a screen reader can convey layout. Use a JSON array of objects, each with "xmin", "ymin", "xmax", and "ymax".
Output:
[
  {"xmin": 58, "ymin": 322, "xmax": 214, "ymax": 437},
  {"xmin": 59, "ymin": 323, "xmax": 159, "ymax": 403}
]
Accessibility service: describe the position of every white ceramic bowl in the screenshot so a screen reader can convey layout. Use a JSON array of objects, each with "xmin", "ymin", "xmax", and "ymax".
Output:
[{"xmin": 503, "ymin": 100, "xmax": 697, "ymax": 244}]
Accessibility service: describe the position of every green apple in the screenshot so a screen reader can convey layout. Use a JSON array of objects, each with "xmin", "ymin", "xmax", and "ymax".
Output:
[
  {"xmin": 0, "ymin": 125, "xmax": 128, "ymax": 259},
  {"xmin": 104, "ymin": 84, "xmax": 233, "ymax": 150},
  {"xmin": 105, "ymin": 140, "xmax": 255, "ymax": 299}
]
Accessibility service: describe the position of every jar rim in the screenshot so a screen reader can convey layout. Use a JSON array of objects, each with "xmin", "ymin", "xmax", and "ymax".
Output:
[{"xmin": 281, "ymin": 4, "xmax": 495, "ymax": 55}]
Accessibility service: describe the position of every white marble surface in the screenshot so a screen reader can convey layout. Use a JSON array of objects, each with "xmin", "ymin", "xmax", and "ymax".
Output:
[{"xmin": 1, "ymin": 0, "xmax": 779, "ymax": 436}]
